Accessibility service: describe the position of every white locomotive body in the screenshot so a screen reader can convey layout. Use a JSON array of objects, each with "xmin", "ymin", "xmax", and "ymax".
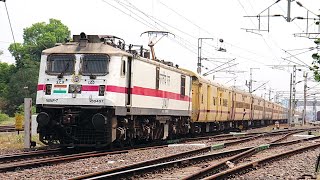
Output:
[{"xmin": 36, "ymin": 33, "xmax": 191, "ymax": 147}]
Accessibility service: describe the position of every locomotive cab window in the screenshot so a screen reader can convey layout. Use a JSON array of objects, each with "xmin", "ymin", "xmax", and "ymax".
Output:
[
  {"xmin": 82, "ymin": 54, "xmax": 110, "ymax": 75},
  {"xmin": 180, "ymin": 75, "xmax": 186, "ymax": 96},
  {"xmin": 47, "ymin": 54, "xmax": 75, "ymax": 75}
]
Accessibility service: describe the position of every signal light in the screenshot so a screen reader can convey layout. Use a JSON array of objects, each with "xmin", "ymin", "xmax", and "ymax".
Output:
[
  {"xmin": 45, "ymin": 84, "xmax": 52, "ymax": 95},
  {"xmin": 99, "ymin": 85, "xmax": 105, "ymax": 96},
  {"xmin": 68, "ymin": 84, "xmax": 82, "ymax": 93}
]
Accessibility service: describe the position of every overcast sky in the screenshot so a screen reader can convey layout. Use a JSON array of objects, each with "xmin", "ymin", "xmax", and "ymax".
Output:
[{"xmin": 1, "ymin": 0, "xmax": 320, "ymax": 102}]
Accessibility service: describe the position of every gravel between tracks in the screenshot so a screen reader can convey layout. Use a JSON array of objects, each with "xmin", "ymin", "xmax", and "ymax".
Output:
[
  {"xmin": 140, "ymin": 140, "xmax": 320, "ymax": 180},
  {"xmin": 137, "ymin": 135, "xmax": 289, "ymax": 180},
  {"xmin": 232, "ymin": 144, "xmax": 320, "ymax": 179}
]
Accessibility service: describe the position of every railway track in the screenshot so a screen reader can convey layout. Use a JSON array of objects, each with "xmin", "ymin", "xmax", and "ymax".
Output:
[
  {"xmin": 203, "ymin": 141, "xmax": 320, "ymax": 180},
  {"xmin": 0, "ymin": 148, "xmax": 64, "ymax": 163},
  {"xmin": 0, "ymin": 125, "xmax": 19, "ymax": 132},
  {"xmin": 0, "ymin": 144, "xmax": 172, "ymax": 172},
  {"xmin": 0, "ymin": 131, "xmax": 254, "ymax": 165},
  {"xmin": 0, "ymin": 128, "xmax": 306, "ymax": 173},
  {"xmin": 70, "ymin": 128, "xmax": 316, "ymax": 180}
]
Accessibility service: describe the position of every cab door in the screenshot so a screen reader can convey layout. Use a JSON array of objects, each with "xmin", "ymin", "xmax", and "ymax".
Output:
[
  {"xmin": 191, "ymin": 79, "xmax": 200, "ymax": 122},
  {"xmin": 216, "ymin": 88, "xmax": 223, "ymax": 121},
  {"xmin": 126, "ymin": 57, "xmax": 132, "ymax": 106}
]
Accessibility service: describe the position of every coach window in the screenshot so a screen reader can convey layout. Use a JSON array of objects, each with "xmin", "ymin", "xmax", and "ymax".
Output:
[
  {"xmin": 120, "ymin": 59, "xmax": 126, "ymax": 77},
  {"xmin": 180, "ymin": 75, "xmax": 186, "ymax": 96}
]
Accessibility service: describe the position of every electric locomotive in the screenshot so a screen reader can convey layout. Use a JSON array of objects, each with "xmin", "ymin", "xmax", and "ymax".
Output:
[{"xmin": 36, "ymin": 32, "xmax": 192, "ymax": 147}]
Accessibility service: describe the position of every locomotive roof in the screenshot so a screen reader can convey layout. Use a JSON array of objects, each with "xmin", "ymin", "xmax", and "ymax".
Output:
[{"xmin": 42, "ymin": 42, "xmax": 132, "ymax": 56}]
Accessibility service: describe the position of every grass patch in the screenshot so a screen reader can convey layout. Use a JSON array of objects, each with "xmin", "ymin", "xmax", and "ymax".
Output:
[
  {"xmin": 0, "ymin": 133, "xmax": 45, "ymax": 150},
  {"xmin": 0, "ymin": 117, "xmax": 15, "ymax": 126}
]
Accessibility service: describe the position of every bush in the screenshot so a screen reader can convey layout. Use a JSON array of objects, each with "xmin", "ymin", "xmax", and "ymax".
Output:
[
  {"xmin": 0, "ymin": 113, "xmax": 9, "ymax": 122},
  {"xmin": 16, "ymin": 104, "xmax": 36, "ymax": 115}
]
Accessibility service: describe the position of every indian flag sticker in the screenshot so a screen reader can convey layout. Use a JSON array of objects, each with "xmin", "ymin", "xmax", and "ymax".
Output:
[{"xmin": 53, "ymin": 84, "xmax": 67, "ymax": 94}]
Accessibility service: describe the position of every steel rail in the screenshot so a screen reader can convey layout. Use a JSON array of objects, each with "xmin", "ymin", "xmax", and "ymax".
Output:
[
  {"xmin": 204, "ymin": 142, "xmax": 320, "ymax": 180},
  {"xmin": 0, "ymin": 125, "xmax": 18, "ymax": 132},
  {"xmin": 0, "ymin": 144, "xmax": 171, "ymax": 172},
  {"xmin": 0, "ymin": 148, "xmax": 63, "ymax": 163}
]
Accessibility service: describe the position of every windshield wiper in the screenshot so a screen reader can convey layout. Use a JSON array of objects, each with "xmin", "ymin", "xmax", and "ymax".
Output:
[
  {"xmin": 85, "ymin": 62, "xmax": 96, "ymax": 79},
  {"xmin": 57, "ymin": 62, "xmax": 69, "ymax": 78}
]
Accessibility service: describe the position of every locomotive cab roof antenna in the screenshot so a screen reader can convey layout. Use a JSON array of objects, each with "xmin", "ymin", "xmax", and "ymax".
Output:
[{"xmin": 141, "ymin": 31, "xmax": 175, "ymax": 60}]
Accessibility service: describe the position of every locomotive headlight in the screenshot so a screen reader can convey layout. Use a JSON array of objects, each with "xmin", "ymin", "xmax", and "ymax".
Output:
[
  {"xmin": 69, "ymin": 84, "xmax": 82, "ymax": 93},
  {"xmin": 75, "ymin": 85, "xmax": 82, "ymax": 93},
  {"xmin": 69, "ymin": 84, "xmax": 76, "ymax": 93}
]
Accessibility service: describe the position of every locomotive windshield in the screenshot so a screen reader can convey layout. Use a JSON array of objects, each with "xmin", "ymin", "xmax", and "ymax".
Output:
[
  {"xmin": 82, "ymin": 54, "xmax": 109, "ymax": 75},
  {"xmin": 47, "ymin": 54, "xmax": 75, "ymax": 75}
]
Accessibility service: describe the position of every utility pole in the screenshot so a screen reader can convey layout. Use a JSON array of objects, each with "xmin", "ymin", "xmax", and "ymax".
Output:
[
  {"xmin": 275, "ymin": 91, "xmax": 279, "ymax": 103},
  {"xmin": 197, "ymin": 38, "xmax": 213, "ymax": 74},
  {"xmin": 288, "ymin": 73, "xmax": 292, "ymax": 125},
  {"xmin": 302, "ymin": 72, "xmax": 307, "ymax": 125},
  {"xmin": 268, "ymin": 88, "xmax": 272, "ymax": 101},
  {"xmin": 247, "ymin": 68, "xmax": 259, "ymax": 93},
  {"xmin": 287, "ymin": 0, "xmax": 291, "ymax": 22},
  {"xmin": 291, "ymin": 65, "xmax": 297, "ymax": 124},
  {"xmin": 313, "ymin": 97, "xmax": 317, "ymax": 121},
  {"xmin": 249, "ymin": 68, "xmax": 253, "ymax": 93}
]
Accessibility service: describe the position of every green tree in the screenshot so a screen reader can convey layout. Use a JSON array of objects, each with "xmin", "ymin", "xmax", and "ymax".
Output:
[
  {"xmin": 311, "ymin": 38, "xmax": 320, "ymax": 81},
  {"xmin": 0, "ymin": 62, "xmax": 15, "ymax": 111},
  {"xmin": 9, "ymin": 19, "xmax": 70, "ymax": 68},
  {"xmin": 6, "ymin": 19, "xmax": 70, "ymax": 115}
]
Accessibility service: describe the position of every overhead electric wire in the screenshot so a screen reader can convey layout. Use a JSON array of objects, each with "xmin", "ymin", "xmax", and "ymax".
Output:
[
  {"xmin": 237, "ymin": 0, "xmax": 283, "ymax": 65},
  {"xmin": 102, "ymin": 0, "xmax": 199, "ymax": 55},
  {"xmin": 282, "ymin": 49, "xmax": 311, "ymax": 68},
  {"xmin": 158, "ymin": 0, "xmax": 278, "ymax": 63},
  {"xmin": 121, "ymin": 0, "xmax": 216, "ymax": 56},
  {"xmin": 3, "ymin": 1, "xmax": 17, "ymax": 51},
  {"xmin": 157, "ymin": 0, "xmax": 213, "ymax": 36},
  {"xmin": 276, "ymin": 3, "xmax": 304, "ymax": 32},
  {"xmin": 203, "ymin": 58, "xmax": 236, "ymax": 76},
  {"xmin": 285, "ymin": 46, "xmax": 317, "ymax": 51},
  {"xmin": 158, "ymin": 0, "xmax": 285, "ymax": 71},
  {"xmin": 0, "ymin": 40, "xmax": 11, "ymax": 44},
  {"xmin": 237, "ymin": 0, "xmax": 257, "ymax": 27},
  {"xmin": 113, "ymin": 0, "xmax": 200, "ymax": 54},
  {"xmin": 283, "ymin": 48, "xmax": 315, "ymax": 59},
  {"xmin": 295, "ymin": 1, "xmax": 320, "ymax": 18},
  {"xmin": 101, "ymin": 0, "xmax": 155, "ymax": 29}
]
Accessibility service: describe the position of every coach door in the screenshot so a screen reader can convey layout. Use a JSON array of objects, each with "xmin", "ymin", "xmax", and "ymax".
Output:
[{"xmin": 126, "ymin": 57, "xmax": 132, "ymax": 106}]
